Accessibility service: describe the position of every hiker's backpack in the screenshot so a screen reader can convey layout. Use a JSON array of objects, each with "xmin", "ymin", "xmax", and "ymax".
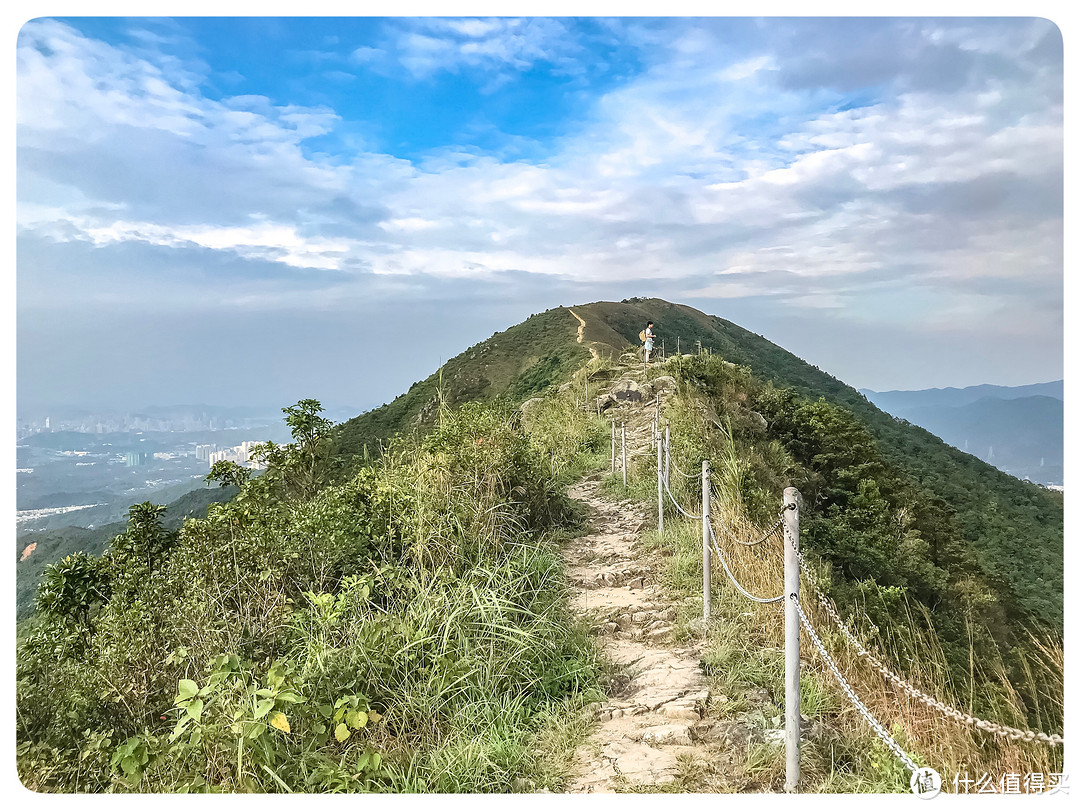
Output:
[{"xmin": 638, "ymin": 329, "xmax": 646, "ymax": 342}]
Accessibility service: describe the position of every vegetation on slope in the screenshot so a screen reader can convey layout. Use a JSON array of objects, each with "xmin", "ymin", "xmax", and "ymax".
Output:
[
  {"xmin": 576, "ymin": 298, "xmax": 1062, "ymax": 631},
  {"xmin": 334, "ymin": 307, "xmax": 591, "ymax": 461},
  {"xmin": 17, "ymin": 392, "xmax": 607, "ymax": 793},
  {"xmin": 16, "ymin": 485, "xmax": 239, "ymax": 620},
  {"xmin": 605, "ymin": 354, "xmax": 1062, "ymax": 791},
  {"xmin": 658, "ymin": 353, "xmax": 1062, "ymax": 736},
  {"xmin": 17, "ymin": 299, "xmax": 1063, "ymax": 794}
]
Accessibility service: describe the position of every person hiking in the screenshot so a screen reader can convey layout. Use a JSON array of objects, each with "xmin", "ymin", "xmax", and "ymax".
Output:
[{"xmin": 643, "ymin": 321, "xmax": 656, "ymax": 364}]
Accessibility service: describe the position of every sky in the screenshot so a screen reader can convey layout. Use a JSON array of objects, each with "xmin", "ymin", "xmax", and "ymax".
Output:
[{"xmin": 14, "ymin": 12, "xmax": 1065, "ymax": 414}]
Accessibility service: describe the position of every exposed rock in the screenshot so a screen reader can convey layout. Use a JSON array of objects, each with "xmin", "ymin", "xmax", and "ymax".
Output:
[
  {"xmin": 690, "ymin": 719, "xmax": 753, "ymax": 747},
  {"xmin": 656, "ymin": 700, "xmax": 702, "ymax": 720},
  {"xmin": 511, "ymin": 776, "xmax": 536, "ymax": 792},
  {"xmin": 641, "ymin": 724, "xmax": 693, "ymax": 747},
  {"xmin": 609, "ymin": 379, "xmax": 644, "ymax": 402},
  {"xmin": 650, "ymin": 375, "xmax": 677, "ymax": 392},
  {"xmin": 745, "ymin": 409, "xmax": 768, "ymax": 431}
]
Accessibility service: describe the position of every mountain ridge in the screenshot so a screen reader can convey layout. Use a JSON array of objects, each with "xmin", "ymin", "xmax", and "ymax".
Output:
[{"xmin": 335, "ymin": 297, "xmax": 1062, "ymax": 627}]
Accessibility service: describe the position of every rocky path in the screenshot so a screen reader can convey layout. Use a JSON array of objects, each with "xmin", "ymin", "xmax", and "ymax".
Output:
[
  {"xmin": 564, "ymin": 475, "xmax": 717, "ymax": 791},
  {"xmin": 558, "ymin": 364, "xmax": 819, "ymax": 793}
]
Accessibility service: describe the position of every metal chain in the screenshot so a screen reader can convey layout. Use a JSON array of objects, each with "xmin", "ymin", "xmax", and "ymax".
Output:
[
  {"xmin": 794, "ymin": 596, "xmax": 920, "ymax": 775},
  {"xmin": 709, "ymin": 487, "xmax": 785, "ymax": 546},
  {"xmin": 707, "ymin": 525, "xmax": 784, "ymax": 604},
  {"xmin": 662, "ymin": 468, "xmax": 702, "ymax": 519},
  {"xmin": 668, "ymin": 455, "xmax": 702, "ymax": 480},
  {"xmin": 787, "ymin": 533, "xmax": 1065, "ymax": 747},
  {"xmin": 710, "ymin": 513, "xmax": 781, "ymax": 547}
]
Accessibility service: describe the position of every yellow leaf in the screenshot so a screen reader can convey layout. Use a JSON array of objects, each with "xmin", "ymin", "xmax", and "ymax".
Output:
[
  {"xmin": 368, "ymin": 709, "xmax": 382, "ymax": 725},
  {"xmin": 269, "ymin": 712, "xmax": 290, "ymax": 734},
  {"xmin": 335, "ymin": 723, "xmax": 351, "ymax": 742}
]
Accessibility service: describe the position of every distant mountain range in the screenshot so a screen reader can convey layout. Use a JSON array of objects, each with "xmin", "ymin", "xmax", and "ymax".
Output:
[{"xmin": 860, "ymin": 382, "xmax": 1063, "ymax": 486}]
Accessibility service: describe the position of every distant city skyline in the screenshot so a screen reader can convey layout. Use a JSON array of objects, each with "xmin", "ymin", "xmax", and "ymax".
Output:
[{"xmin": 16, "ymin": 15, "xmax": 1064, "ymax": 413}]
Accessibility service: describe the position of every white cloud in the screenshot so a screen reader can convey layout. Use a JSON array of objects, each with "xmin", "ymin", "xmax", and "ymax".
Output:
[{"xmin": 16, "ymin": 16, "xmax": 1062, "ymax": 341}]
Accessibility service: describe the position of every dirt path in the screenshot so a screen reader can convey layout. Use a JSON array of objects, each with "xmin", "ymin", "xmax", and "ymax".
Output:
[
  {"xmin": 568, "ymin": 308, "xmax": 586, "ymax": 343},
  {"xmin": 560, "ymin": 383, "xmax": 737, "ymax": 793},
  {"xmin": 567, "ymin": 308, "xmax": 600, "ymax": 361},
  {"xmin": 564, "ymin": 475, "xmax": 716, "ymax": 791},
  {"xmin": 557, "ymin": 365, "xmax": 812, "ymax": 793}
]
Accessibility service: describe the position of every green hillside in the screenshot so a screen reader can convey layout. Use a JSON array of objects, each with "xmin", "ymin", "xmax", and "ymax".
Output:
[
  {"xmin": 572, "ymin": 299, "xmax": 1063, "ymax": 629},
  {"xmin": 333, "ymin": 296, "xmax": 1061, "ymax": 628},
  {"xmin": 16, "ymin": 299, "xmax": 1063, "ymax": 793},
  {"xmin": 335, "ymin": 306, "xmax": 595, "ymax": 459}
]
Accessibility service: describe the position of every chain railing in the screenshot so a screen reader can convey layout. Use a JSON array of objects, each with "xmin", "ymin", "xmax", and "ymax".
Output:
[
  {"xmin": 793, "ymin": 595, "xmax": 922, "ymax": 775},
  {"xmin": 607, "ymin": 389, "xmax": 1063, "ymax": 795},
  {"xmin": 787, "ymin": 536, "xmax": 1065, "ymax": 747},
  {"xmin": 668, "ymin": 454, "xmax": 702, "ymax": 480},
  {"xmin": 707, "ymin": 523, "xmax": 785, "ymax": 604},
  {"xmin": 709, "ymin": 496, "xmax": 785, "ymax": 547},
  {"xmin": 661, "ymin": 464, "xmax": 702, "ymax": 519}
]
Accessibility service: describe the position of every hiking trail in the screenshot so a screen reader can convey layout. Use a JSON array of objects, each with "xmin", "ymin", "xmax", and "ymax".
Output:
[{"xmin": 560, "ymin": 361, "xmax": 775, "ymax": 793}]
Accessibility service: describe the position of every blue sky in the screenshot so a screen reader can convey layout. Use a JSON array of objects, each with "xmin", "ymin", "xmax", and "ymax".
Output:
[{"xmin": 14, "ymin": 14, "xmax": 1064, "ymax": 412}]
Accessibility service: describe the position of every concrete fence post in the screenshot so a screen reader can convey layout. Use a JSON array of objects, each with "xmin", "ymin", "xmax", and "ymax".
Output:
[
  {"xmin": 783, "ymin": 487, "xmax": 802, "ymax": 793},
  {"xmin": 621, "ymin": 423, "xmax": 627, "ymax": 488},
  {"xmin": 702, "ymin": 460, "xmax": 712, "ymax": 622},
  {"xmin": 611, "ymin": 420, "xmax": 615, "ymax": 473},
  {"xmin": 657, "ymin": 430, "xmax": 664, "ymax": 536},
  {"xmin": 664, "ymin": 422, "xmax": 670, "ymax": 487}
]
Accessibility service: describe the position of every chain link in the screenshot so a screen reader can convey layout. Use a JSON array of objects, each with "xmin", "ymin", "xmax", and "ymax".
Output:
[
  {"xmin": 668, "ymin": 455, "xmax": 703, "ymax": 480},
  {"xmin": 707, "ymin": 525, "xmax": 785, "ymax": 604},
  {"xmin": 709, "ymin": 486, "xmax": 786, "ymax": 546},
  {"xmin": 662, "ymin": 468, "xmax": 702, "ymax": 519},
  {"xmin": 710, "ymin": 512, "xmax": 782, "ymax": 547},
  {"xmin": 794, "ymin": 596, "xmax": 921, "ymax": 775},
  {"xmin": 787, "ymin": 531, "xmax": 1065, "ymax": 747}
]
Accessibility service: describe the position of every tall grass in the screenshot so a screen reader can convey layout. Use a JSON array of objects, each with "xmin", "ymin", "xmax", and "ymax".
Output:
[{"xmin": 17, "ymin": 392, "xmax": 606, "ymax": 793}]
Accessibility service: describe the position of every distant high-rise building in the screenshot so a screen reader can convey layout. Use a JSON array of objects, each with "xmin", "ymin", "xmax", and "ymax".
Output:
[{"xmin": 125, "ymin": 451, "xmax": 149, "ymax": 467}]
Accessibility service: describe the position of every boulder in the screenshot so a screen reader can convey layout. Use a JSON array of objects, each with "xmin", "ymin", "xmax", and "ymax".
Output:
[
  {"xmin": 651, "ymin": 375, "xmax": 678, "ymax": 392},
  {"xmin": 608, "ymin": 379, "xmax": 644, "ymax": 402}
]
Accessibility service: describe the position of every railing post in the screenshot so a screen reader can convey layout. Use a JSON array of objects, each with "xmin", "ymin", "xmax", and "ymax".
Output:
[
  {"xmin": 621, "ymin": 422, "xmax": 627, "ymax": 488},
  {"xmin": 702, "ymin": 460, "xmax": 711, "ymax": 622},
  {"xmin": 611, "ymin": 419, "xmax": 615, "ymax": 473},
  {"xmin": 783, "ymin": 487, "xmax": 802, "ymax": 793},
  {"xmin": 664, "ymin": 422, "xmax": 670, "ymax": 487},
  {"xmin": 657, "ymin": 430, "xmax": 664, "ymax": 536}
]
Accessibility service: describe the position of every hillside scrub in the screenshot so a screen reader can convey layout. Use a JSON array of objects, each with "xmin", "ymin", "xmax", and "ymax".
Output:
[
  {"xmin": 649, "ymin": 354, "xmax": 1063, "ymax": 787},
  {"xmin": 17, "ymin": 397, "xmax": 605, "ymax": 793},
  {"xmin": 334, "ymin": 307, "xmax": 592, "ymax": 462},
  {"xmin": 585, "ymin": 298, "xmax": 1063, "ymax": 630}
]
